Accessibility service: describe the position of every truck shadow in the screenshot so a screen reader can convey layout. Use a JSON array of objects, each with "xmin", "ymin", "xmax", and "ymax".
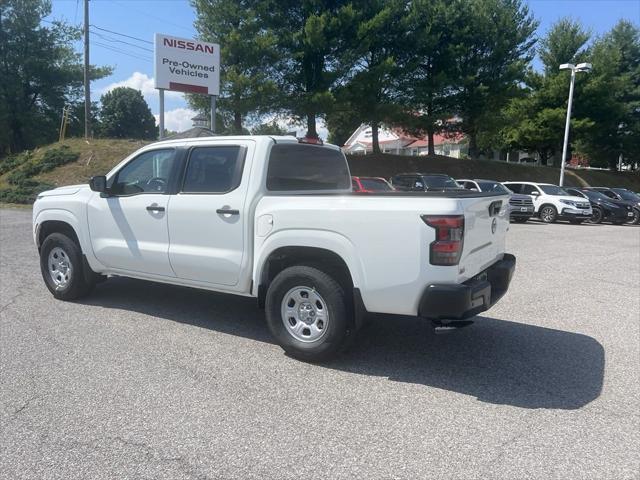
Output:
[{"xmin": 83, "ymin": 277, "xmax": 604, "ymax": 411}]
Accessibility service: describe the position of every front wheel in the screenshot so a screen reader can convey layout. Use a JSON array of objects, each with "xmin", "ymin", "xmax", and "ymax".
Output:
[
  {"xmin": 265, "ymin": 266, "xmax": 351, "ymax": 362},
  {"xmin": 630, "ymin": 209, "xmax": 640, "ymax": 225},
  {"xmin": 589, "ymin": 207, "xmax": 603, "ymax": 224},
  {"xmin": 40, "ymin": 233, "xmax": 95, "ymax": 300},
  {"xmin": 539, "ymin": 205, "xmax": 558, "ymax": 223}
]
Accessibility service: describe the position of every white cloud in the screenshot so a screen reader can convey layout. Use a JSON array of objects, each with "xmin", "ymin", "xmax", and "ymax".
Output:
[
  {"xmin": 154, "ymin": 107, "xmax": 197, "ymax": 132},
  {"xmin": 102, "ymin": 72, "xmax": 183, "ymax": 102}
]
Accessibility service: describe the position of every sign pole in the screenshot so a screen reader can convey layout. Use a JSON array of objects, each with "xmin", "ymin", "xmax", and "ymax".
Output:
[
  {"xmin": 159, "ymin": 88, "xmax": 165, "ymax": 139},
  {"xmin": 210, "ymin": 95, "xmax": 216, "ymax": 134}
]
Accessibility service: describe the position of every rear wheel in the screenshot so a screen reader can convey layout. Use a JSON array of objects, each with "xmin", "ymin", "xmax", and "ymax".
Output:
[
  {"xmin": 589, "ymin": 207, "xmax": 603, "ymax": 224},
  {"xmin": 265, "ymin": 266, "xmax": 351, "ymax": 362},
  {"xmin": 40, "ymin": 233, "xmax": 95, "ymax": 300},
  {"xmin": 539, "ymin": 205, "xmax": 557, "ymax": 223}
]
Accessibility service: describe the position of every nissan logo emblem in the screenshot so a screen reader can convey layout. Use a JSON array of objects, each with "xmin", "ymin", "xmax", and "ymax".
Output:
[{"xmin": 491, "ymin": 218, "xmax": 497, "ymax": 234}]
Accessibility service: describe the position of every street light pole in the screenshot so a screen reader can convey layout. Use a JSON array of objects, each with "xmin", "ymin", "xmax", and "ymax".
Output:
[
  {"xmin": 559, "ymin": 68, "xmax": 576, "ymax": 187},
  {"xmin": 558, "ymin": 62, "xmax": 592, "ymax": 186}
]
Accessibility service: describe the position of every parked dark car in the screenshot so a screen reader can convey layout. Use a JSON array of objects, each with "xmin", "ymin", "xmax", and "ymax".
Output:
[
  {"xmin": 565, "ymin": 188, "xmax": 634, "ymax": 224},
  {"xmin": 390, "ymin": 173, "xmax": 462, "ymax": 192},
  {"xmin": 584, "ymin": 187, "xmax": 640, "ymax": 224},
  {"xmin": 457, "ymin": 178, "xmax": 534, "ymax": 223},
  {"xmin": 351, "ymin": 176, "xmax": 395, "ymax": 193}
]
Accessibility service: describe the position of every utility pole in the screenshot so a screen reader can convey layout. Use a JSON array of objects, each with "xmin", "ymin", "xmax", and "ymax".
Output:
[{"xmin": 84, "ymin": 0, "xmax": 91, "ymax": 139}]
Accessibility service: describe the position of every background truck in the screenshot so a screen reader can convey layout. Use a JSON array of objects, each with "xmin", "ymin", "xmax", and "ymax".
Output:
[{"xmin": 32, "ymin": 136, "xmax": 515, "ymax": 361}]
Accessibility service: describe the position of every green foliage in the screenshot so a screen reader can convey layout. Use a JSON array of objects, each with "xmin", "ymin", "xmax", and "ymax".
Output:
[
  {"xmin": 575, "ymin": 20, "xmax": 640, "ymax": 169},
  {"xmin": 250, "ymin": 121, "xmax": 288, "ymax": 135},
  {"xmin": 453, "ymin": 0, "xmax": 538, "ymax": 158},
  {"xmin": 7, "ymin": 145, "xmax": 79, "ymax": 184},
  {"xmin": 0, "ymin": 0, "xmax": 111, "ymax": 154},
  {"xmin": 98, "ymin": 87, "xmax": 157, "ymax": 140},
  {"xmin": 539, "ymin": 18, "xmax": 590, "ymax": 76},
  {"xmin": 189, "ymin": 0, "xmax": 280, "ymax": 133},
  {"xmin": 0, "ymin": 152, "xmax": 32, "ymax": 175},
  {"xmin": 500, "ymin": 19, "xmax": 640, "ymax": 169},
  {"xmin": 0, "ymin": 145, "xmax": 77, "ymax": 203}
]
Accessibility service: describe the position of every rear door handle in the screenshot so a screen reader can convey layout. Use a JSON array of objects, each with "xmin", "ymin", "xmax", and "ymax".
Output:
[
  {"xmin": 216, "ymin": 208, "xmax": 239, "ymax": 215},
  {"xmin": 146, "ymin": 205, "xmax": 165, "ymax": 212}
]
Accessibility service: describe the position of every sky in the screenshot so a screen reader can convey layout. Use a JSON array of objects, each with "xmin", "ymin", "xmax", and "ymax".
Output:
[{"xmin": 44, "ymin": 0, "xmax": 640, "ymax": 135}]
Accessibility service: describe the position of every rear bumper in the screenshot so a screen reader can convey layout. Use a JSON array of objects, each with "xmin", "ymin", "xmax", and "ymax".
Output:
[{"xmin": 418, "ymin": 254, "xmax": 516, "ymax": 320}]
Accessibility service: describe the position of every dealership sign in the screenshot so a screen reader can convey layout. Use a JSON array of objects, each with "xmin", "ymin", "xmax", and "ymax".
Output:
[{"xmin": 154, "ymin": 33, "xmax": 220, "ymax": 95}]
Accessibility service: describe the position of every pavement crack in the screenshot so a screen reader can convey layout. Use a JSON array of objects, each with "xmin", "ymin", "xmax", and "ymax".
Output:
[{"xmin": 11, "ymin": 394, "xmax": 39, "ymax": 416}]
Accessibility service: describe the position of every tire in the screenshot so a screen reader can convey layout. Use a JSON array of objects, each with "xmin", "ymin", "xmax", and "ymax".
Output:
[
  {"xmin": 40, "ymin": 233, "xmax": 95, "ymax": 300},
  {"xmin": 265, "ymin": 265, "xmax": 351, "ymax": 362},
  {"xmin": 630, "ymin": 209, "xmax": 640, "ymax": 225},
  {"xmin": 589, "ymin": 207, "xmax": 603, "ymax": 224},
  {"xmin": 539, "ymin": 205, "xmax": 558, "ymax": 223}
]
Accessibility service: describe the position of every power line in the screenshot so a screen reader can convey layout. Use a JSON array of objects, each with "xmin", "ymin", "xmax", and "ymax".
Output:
[
  {"xmin": 92, "ymin": 41, "xmax": 152, "ymax": 62},
  {"xmin": 90, "ymin": 30, "xmax": 154, "ymax": 52},
  {"xmin": 90, "ymin": 24, "xmax": 153, "ymax": 45}
]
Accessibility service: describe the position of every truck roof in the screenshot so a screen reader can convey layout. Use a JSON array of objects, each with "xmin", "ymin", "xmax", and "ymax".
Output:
[{"xmin": 148, "ymin": 135, "xmax": 341, "ymax": 151}]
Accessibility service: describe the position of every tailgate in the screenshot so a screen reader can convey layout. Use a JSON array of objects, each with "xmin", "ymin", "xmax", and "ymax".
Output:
[{"xmin": 458, "ymin": 194, "xmax": 510, "ymax": 280}]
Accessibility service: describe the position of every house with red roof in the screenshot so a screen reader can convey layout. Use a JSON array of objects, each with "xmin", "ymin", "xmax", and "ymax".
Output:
[{"xmin": 342, "ymin": 124, "xmax": 468, "ymax": 158}]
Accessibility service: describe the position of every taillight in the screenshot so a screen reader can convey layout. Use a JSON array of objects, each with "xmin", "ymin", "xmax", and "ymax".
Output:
[{"xmin": 421, "ymin": 215, "xmax": 464, "ymax": 266}]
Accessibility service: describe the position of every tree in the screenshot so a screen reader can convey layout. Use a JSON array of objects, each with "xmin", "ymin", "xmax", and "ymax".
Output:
[
  {"xmin": 0, "ymin": 0, "xmax": 111, "ymax": 154},
  {"xmin": 398, "ymin": 0, "xmax": 463, "ymax": 155},
  {"xmin": 576, "ymin": 21, "xmax": 640, "ymax": 170},
  {"xmin": 98, "ymin": 87, "xmax": 156, "ymax": 139},
  {"xmin": 251, "ymin": 120, "xmax": 288, "ymax": 135},
  {"xmin": 330, "ymin": 0, "xmax": 405, "ymax": 153},
  {"xmin": 453, "ymin": 0, "xmax": 538, "ymax": 159},
  {"xmin": 258, "ymin": 0, "xmax": 357, "ymax": 139},
  {"xmin": 539, "ymin": 18, "xmax": 591, "ymax": 77},
  {"xmin": 190, "ymin": 0, "xmax": 279, "ymax": 134},
  {"xmin": 499, "ymin": 19, "xmax": 592, "ymax": 164}
]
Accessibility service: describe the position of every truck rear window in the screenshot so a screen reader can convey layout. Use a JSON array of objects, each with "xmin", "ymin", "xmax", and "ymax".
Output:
[{"xmin": 266, "ymin": 144, "xmax": 350, "ymax": 191}]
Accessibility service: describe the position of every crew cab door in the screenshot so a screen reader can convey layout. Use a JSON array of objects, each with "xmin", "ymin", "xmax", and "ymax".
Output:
[
  {"xmin": 167, "ymin": 143, "xmax": 251, "ymax": 287},
  {"xmin": 87, "ymin": 148, "xmax": 179, "ymax": 277}
]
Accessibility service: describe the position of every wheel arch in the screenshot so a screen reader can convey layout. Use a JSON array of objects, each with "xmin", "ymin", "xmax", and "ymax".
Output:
[
  {"xmin": 256, "ymin": 244, "xmax": 368, "ymax": 329},
  {"xmin": 35, "ymin": 210, "xmax": 84, "ymax": 251}
]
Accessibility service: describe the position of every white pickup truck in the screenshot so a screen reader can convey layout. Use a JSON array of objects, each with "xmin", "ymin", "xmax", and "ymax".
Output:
[{"xmin": 33, "ymin": 136, "xmax": 515, "ymax": 361}]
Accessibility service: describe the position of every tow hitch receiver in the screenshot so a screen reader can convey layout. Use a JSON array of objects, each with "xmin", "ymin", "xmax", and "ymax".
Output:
[{"xmin": 432, "ymin": 320, "xmax": 474, "ymax": 334}]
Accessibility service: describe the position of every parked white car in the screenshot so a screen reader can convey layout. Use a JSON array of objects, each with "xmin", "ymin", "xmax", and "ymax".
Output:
[
  {"xmin": 33, "ymin": 136, "xmax": 515, "ymax": 361},
  {"xmin": 502, "ymin": 181, "xmax": 592, "ymax": 223}
]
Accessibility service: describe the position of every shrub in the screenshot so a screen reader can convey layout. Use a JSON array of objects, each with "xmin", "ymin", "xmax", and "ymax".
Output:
[{"xmin": 6, "ymin": 145, "xmax": 79, "ymax": 186}]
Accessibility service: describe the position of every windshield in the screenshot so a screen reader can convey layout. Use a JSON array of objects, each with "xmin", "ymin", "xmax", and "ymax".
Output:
[
  {"xmin": 582, "ymin": 190, "xmax": 610, "ymax": 202},
  {"xmin": 612, "ymin": 188, "xmax": 640, "ymax": 202},
  {"xmin": 423, "ymin": 176, "xmax": 460, "ymax": 188},
  {"xmin": 477, "ymin": 181, "xmax": 510, "ymax": 194},
  {"xmin": 360, "ymin": 178, "xmax": 393, "ymax": 191},
  {"xmin": 539, "ymin": 185, "xmax": 569, "ymax": 196}
]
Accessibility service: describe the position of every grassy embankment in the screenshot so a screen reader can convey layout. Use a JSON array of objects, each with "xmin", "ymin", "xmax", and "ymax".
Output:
[{"xmin": 1, "ymin": 138, "xmax": 638, "ymax": 205}]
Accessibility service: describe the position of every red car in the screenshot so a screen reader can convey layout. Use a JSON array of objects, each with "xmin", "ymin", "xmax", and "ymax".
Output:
[{"xmin": 351, "ymin": 176, "xmax": 395, "ymax": 193}]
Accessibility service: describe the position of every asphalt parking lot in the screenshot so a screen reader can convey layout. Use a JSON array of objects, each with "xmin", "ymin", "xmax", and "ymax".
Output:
[{"xmin": 1, "ymin": 207, "xmax": 638, "ymax": 480}]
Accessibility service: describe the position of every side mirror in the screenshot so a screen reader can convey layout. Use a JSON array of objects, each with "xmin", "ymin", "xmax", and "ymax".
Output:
[
  {"xmin": 469, "ymin": 187, "xmax": 479, "ymax": 192},
  {"xmin": 531, "ymin": 191, "xmax": 540, "ymax": 196},
  {"xmin": 89, "ymin": 175, "xmax": 107, "ymax": 193}
]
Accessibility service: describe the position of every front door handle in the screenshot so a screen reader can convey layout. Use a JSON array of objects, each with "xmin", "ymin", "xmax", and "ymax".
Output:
[
  {"xmin": 146, "ymin": 205, "xmax": 165, "ymax": 212},
  {"xmin": 216, "ymin": 208, "xmax": 239, "ymax": 215}
]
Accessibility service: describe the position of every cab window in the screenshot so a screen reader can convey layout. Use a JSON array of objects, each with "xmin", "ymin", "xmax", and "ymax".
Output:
[
  {"xmin": 110, "ymin": 149, "xmax": 176, "ymax": 195},
  {"xmin": 182, "ymin": 146, "xmax": 245, "ymax": 194}
]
